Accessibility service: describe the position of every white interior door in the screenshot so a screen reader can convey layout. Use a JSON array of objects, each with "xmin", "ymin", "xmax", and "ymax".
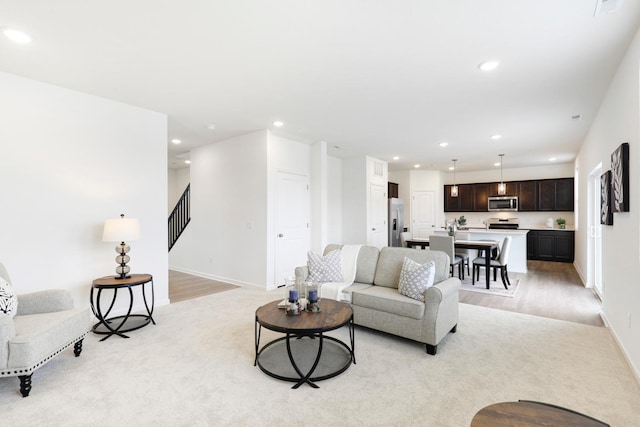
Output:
[
  {"xmin": 369, "ymin": 183, "xmax": 387, "ymax": 248},
  {"xmin": 412, "ymin": 191, "xmax": 436, "ymax": 238},
  {"xmin": 275, "ymin": 171, "xmax": 310, "ymax": 288},
  {"xmin": 590, "ymin": 165, "xmax": 603, "ymax": 297}
]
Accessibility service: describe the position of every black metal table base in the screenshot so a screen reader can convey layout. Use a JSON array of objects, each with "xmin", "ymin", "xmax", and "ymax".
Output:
[
  {"xmin": 254, "ymin": 320, "xmax": 355, "ymax": 388},
  {"xmin": 90, "ymin": 277, "xmax": 155, "ymax": 341}
]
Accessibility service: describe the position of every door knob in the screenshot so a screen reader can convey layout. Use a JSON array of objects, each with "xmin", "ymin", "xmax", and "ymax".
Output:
[
  {"xmin": 372, "ymin": 228, "xmax": 376, "ymax": 231},
  {"xmin": 278, "ymin": 233, "xmax": 284, "ymax": 237}
]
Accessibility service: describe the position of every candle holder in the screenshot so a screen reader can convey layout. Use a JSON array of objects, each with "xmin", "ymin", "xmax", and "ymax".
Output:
[
  {"xmin": 285, "ymin": 287, "xmax": 300, "ymax": 316},
  {"xmin": 305, "ymin": 283, "xmax": 321, "ymax": 313}
]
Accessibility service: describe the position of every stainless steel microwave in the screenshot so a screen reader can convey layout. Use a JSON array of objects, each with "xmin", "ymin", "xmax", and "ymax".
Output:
[{"xmin": 488, "ymin": 196, "xmax": 518, "ymax": 211}]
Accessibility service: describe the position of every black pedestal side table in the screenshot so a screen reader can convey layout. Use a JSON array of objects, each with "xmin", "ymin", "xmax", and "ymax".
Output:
[{"xmin": 90, "ymin": 273, "xmax": 155, "ymax": 341}]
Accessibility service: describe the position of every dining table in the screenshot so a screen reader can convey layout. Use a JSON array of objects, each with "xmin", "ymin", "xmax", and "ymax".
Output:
[{"xmin": 405, "ymin": 238, "xmax": 498, "ymax": 289}]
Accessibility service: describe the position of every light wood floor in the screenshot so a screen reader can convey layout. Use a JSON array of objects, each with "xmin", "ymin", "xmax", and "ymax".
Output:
[
  {"xmin": 169, "ymin": 261, "xmax": 604, "ymax": 327},
  {"xmin": 169, "ymin": 270, "xmax": 240, "ymax": 303},
  {"xmin": 460, "ymin": 260, "xmax": 604, "ymax": 327}
]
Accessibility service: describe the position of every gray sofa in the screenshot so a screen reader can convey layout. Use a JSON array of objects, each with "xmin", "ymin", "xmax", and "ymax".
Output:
[{"xmin": 296, "ymin": 244, "xmax": 460, "ymax": 355}]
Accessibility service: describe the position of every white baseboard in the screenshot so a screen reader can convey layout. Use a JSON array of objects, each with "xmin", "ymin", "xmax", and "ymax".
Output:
[
  {"xmin": 168, "ymin": 266, "xmax": 264, "ymax": 289},
  {"xmin": 601, "ymin": 311, "xmax": 640, "ymax": 388}
]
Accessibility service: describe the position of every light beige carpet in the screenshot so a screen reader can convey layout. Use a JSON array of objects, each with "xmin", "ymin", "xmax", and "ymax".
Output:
[{"xmin": 1, "ymin": 287, "xmax": 638, "ymax": 426}]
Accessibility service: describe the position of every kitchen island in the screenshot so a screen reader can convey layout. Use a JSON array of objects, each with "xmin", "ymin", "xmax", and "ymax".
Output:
[{"xmin": 433, "ymin": 228, "xmax": 529, "ymax": 273}]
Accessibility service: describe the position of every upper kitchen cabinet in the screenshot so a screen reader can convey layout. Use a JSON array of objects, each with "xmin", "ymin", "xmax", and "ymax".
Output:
[
  {"xmin": 517, "ymin": 180, "xmax": 538, "ymax": 211},
  {"xmin": 388, "ymin": 182, "xmax": 399, "ymax": 199},
  {"xmin": 473, "ymin": 183, "xmax": 490, "ymax": 211},
  {"xmin": 488, "ymin": 181, "xmax": 517, "ymax": 197},
  {"xmin": 537, "ymin": 178, "xmax": 574, "ymax": 211},
  {"xmin": 444, "ymin": 184, "xmax": 473, "ymax": 212}
]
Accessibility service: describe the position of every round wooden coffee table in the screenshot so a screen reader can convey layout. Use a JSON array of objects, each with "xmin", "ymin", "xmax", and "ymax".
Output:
[
  {"xmin": 471, "ymin": 401, "xmax": 609, "ymax": 426},
  {"xmin": 254, "ymin": 298, "xmax": 355, "ymax": 389}
]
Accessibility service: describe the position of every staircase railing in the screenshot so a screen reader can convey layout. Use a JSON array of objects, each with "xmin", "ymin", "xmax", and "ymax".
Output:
[{"xmin": 168, "ymin": 183, "xmax": 191, "ymax": 251}]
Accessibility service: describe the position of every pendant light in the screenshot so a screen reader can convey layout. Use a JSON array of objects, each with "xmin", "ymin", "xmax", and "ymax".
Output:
[
  {"xmin": 497, "ymin": 154, "xmax": 506, "ymax": 195},
  {"xmin": 451, "ymin": 159, "xmax": 458, "ymax": 197}
]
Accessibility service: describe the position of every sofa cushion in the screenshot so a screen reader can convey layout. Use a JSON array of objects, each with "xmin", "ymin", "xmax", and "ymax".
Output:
[
  {"xmin": 352, "ymin": 286, "xmax": 425, "ymax": 320},
  {"xmin": 398, "ymin": 258, "xmax": 435, "ymax": 302},
  {"xmin": 307, "ymin": 249, "xmax": 343, "ymax": 282},
  {"xmin": 324, "ymin": 244, "xmax": 379, "ymax": 285},
  {"xmin": 0, "ymin": 276, "xmax": 18, "ymax": 318},
  {"xmin": 9, "ymin": 307, "xmax": 89, "ymax": 369},
  {"xmin": 374, "ymin": 247, "xmax": 449, "ymax": 288}
]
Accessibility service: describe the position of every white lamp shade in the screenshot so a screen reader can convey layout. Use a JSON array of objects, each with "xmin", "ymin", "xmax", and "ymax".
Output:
[{"xmin": 102, "ymin": 217, "xmax": 141, "ymax": 242}]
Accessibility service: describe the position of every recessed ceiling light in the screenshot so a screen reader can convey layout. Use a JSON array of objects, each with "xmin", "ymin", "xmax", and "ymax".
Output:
[
  {"xmin": 207, "ymin": 124, "xmax": 216, "ymax": 130},
  {"xmin": 448, "ymin": 166, "xmax": 454, "ymax": 171},
  {"xmin": 2, "ymin": 28, "xmax": 32, "ymax": 44},
  {"xmin": 439, "ymin": 142, "xmax": 448, "ymax": 147},
  {"xmin": 392, "ymin": 156, "xmax": 399, "ymax": 160},
  {"xmin": 171, "ymin": 139, "xmax": 181, "ymax": 144},
  {"xmin": 491, "ymin": 134, "xmax": 502, "ymax": 140},
  {"xmin": 549, "ymin": 157, "xmax": 557, "ymax": 161},
  {"xmin": 273, "ymin": 121, "xmax": 284, "ymax": 127},
  {"xmin": 478, "ymin": 60, "xmax": 500, "ymax": 71},
  {"xmin": 185, "ymin": 160, "xmax": 191, "ymax": 164},
  {"xmin": 494, "ymin": 162, "xmax": 501, "ymax": 167},
  {"xmin": 414, "ymin": 164, "xmax": 421, "ymax": 168}
]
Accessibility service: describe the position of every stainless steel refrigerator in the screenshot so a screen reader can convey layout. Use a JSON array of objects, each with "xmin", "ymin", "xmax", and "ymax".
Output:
[{"xmin": 388, "ymin": 198, "xmax": 404, "ymax": 247}]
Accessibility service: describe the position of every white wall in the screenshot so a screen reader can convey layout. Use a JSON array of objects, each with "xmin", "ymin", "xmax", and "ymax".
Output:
[
  {"xmin": 575, "ymin": 25, "xmax": 640, "ymax": 377},
  {"xmin": 170, "ymin": 131, "xmax": 268, "ymax": 287},
  {"xmin": 0, "ymin": 71, "xmax": 169, "ymax": 311},
  {"xmin": 170, "ymin": 130, "xmax": 312, "ymax": 290},
  {"xmin": 341, "ymin": 157, "xmax": 368, "ymax": 244},
  {"xmin": 446, "ymin": 163, "xmax": 574, "ymax": 185},
  {"xmin": 168, "ymin": 167, "xmax": 190, "ymax": 214},
  {"xmin": 327, "ymin": 156, "xmax": 343, "ymax": 245}
]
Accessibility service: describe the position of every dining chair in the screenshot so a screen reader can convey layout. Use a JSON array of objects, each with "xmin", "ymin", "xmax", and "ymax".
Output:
[
  {"xmin": 429, "ymin": 235, "xmax": 464, "ymax": 279},
  {"xmin": 455, "ymin": 232, "xmax": 472, "ymax": 277},
  {"xmin": 472, "ymin": 236, "xmax": 512, "ymax": 289}
]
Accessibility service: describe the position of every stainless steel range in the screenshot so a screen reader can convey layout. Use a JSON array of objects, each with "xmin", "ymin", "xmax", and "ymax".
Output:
[{"xmin": 486, "ymin": 218, "xmax": 519, "ymax": 230}]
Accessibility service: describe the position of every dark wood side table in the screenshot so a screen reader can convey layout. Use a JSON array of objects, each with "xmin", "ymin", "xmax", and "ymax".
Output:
[
  {"xmin": 91, "ymin": 274, "xmax": 155, "ymax": 341},
  {"xmin": 254, "ymin": 299, "xmax": 355, "ymax": 389},
  {"xmin": 471, "ymin": 400, "xmax": 609, "ymax": 426}
]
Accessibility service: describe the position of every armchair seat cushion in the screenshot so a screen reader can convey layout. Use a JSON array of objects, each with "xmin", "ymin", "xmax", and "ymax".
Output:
[{"xmin": 7, "ymin": 307, "xmax": 89, "ymax": 371}]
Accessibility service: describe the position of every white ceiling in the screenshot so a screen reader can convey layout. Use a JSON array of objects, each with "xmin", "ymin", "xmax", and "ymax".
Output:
[{"xmin": 1, "ymin": 0, "xmax": 639, "ymax": 172}]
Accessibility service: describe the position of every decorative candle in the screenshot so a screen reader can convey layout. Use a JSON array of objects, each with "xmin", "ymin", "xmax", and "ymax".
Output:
[
  {"xmin": 289, "ymin": 289, "xmax": 298, "ymax": 302},
  {"xmin": 308, "ymin": 289, "xmax": 318, "ymax": 303}
]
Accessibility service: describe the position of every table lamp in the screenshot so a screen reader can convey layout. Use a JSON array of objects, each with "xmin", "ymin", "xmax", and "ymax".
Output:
[{"xmin": 102, "ymin": 214, "xmax": 141, "ymax": 279}]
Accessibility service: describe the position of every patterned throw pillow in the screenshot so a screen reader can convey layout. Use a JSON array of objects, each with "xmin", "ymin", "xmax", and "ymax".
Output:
[
  {"xmin": 307, "ymin": 249, "xmax": 344, "ymax": 282},
  {"xmin": 0, "ymin": 276, "xmax": 18, "ymax": 317},
  {"xmin": 398, "ymin": 257, "xmax": 436, "ymax": 302}
]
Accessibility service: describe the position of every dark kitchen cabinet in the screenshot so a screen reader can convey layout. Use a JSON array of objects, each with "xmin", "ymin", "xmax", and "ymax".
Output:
[
  {"xmin": 537, "ymin": 178, "xmax": 574, "ymax": 211},
  {"xmin": 444, "ymin": 177, "xmax": 574, "ymax": 212},
  {"xmin": 554, "ymin": 178, "xmax": 574, "ymax": 211},
  {"xmin": 388, "ymin": 182, "xmax": 399, "ymax": 199},
  {"xmin": 488, "ymin": 181, "xmax": 517, "ymax": 197},
  {"xmin": 444, "ymin": 184, "xmax": 473, "ymax": 212},
  {"xmin": 527, "ymin": 230, "xmax": 574, "ymax": 262},
  {"xmin": 517, "ymin": 181, "xmax": 538, "ymax": 211},
  {"xmin": 474, "ymin": 183, "xmax": 490, "ymax": 212}
]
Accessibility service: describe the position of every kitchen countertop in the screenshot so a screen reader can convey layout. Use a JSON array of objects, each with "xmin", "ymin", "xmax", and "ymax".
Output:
[{"xmin": 455, "ymin": 228, "xmax": 530, "ymax": 235}]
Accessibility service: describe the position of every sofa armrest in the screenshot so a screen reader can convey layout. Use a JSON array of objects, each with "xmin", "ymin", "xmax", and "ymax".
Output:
[
  {"xmin": 425, "ymin": 277, "xmax": 461, "ymax": 303},
  {"xmin": 0, "ymin": 314, "xmax": 16, "ymax": 367},
  {"xmin": 294, "ymin": 266, "xmax": 309, "ymax": 284},
  {"xmin": 16, "ymin": 289, "xmax": 74, "ymax": 315}
]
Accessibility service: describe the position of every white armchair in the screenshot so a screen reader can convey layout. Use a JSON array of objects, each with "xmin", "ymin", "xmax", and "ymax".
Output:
[{"xmin": 0, "ymin": 262, "xmax": 90, "ymax": 397}]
